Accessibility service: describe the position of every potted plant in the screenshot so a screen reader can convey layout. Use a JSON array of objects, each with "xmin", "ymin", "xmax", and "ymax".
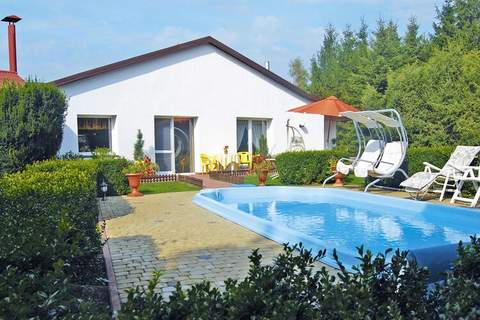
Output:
[
  {"xmin": 328, "ymin": 158, "xmax": 345, "ymax": 187},
  {"xmin": 253, "ymin": 155, "xmax": 273, "ymax": 186},
  {"xmin": 122, "ymin": 156, "xmax": 158, "ymax": 197}
]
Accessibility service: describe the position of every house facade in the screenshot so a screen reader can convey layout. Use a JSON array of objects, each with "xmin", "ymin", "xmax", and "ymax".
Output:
[{"xmin": 56, "ymin": 37, "xmax": 330, "ymax": 173}]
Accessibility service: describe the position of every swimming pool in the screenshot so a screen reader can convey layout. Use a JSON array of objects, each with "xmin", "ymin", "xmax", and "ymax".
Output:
[{"xmin": 193, "ymin": 187, "xmax": 480, "ymax": 270}]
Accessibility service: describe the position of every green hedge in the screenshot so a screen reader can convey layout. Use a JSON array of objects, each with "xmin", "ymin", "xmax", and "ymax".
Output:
[
  {"xmin": 276, "ymin": 149, "xmax": 346, "ymax": 185},
  {"xmin": 96, "ymin": 157, "xmax": 129, "ymax": 196},
  {"xmin": 0, "ymin": 159, "xmax": 109, "ymax": 318},
  {"xmin": 26, "ymin": 157, "xmax": 130, "ymax": 196},
  {"xmin": 277, "ymin": 146, "xmax": 459, "ymax": 186},
  {"xmin": 406, "ymin": 146, "xmax": 455, "ymax": 175},
  {"xmin": 0, "ymin": 160, "xmax": 101, "ymax": 281}
]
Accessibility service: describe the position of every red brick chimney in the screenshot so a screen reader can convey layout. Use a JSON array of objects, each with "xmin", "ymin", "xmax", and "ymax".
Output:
[{"xmin": 2, "ymin": 15, "xmax": 22, "ymax": 73}]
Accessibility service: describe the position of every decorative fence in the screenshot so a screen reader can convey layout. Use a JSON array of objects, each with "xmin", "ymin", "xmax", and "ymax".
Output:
[
  {"xmin": 141, "ymin": 174, "xmax": 203, "ymax": 188},
  {"xmin": 141, "ymin": 174, "xmax": 177, "ymax": 183}
]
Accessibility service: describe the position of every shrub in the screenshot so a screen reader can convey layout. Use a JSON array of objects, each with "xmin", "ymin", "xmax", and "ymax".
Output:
[
  {"xmin": 0, "ymin": 81, "xmax": 67, "ymax": 173},
  {"xmin": 96, "ymin": 157, "xmax": 130, "ymax": 196},
  {"xmin": 133, "ymin": 129, "xmax": 145, "ymax": 161},
  {"xmin": 0, "ymin": 265, "xmax": 109, "ymax": 319},
  {"xmin": 119, "ymin": 238, "xmax": 480, "ymax": 319},
  {"xmin": 0, "ymin": 158, "xmax": 109, "ymax": 318},
  {"xmin": 276, "ymin": 149, "xmax": 347, "ymax": 185},
  {"xmin": 0, "ymin": 160, "xmax": 101, "ymax": 282}
]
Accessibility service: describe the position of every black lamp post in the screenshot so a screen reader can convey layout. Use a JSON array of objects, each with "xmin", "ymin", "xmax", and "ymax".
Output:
[{"xmin": 100, "ymin": 180, "xmax": 108, "ymax": 201}]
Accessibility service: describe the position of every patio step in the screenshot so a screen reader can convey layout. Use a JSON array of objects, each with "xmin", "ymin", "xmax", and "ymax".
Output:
[{"xmin": 191, "ymin": 174, "xmax": 233, "ymax": 189}]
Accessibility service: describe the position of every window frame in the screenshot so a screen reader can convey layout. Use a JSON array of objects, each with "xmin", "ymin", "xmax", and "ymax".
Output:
[
  {"xmin": 236, "ymin": 118, "xmax": 269, "ymax": 153},
  {"xmin": 77, "ymin": 115, "xmax": 113, "ymax": 157}
]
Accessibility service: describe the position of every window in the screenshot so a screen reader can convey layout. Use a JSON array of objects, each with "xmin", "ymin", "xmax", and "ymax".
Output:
[
  {"xmin": 236, "ymin": 119, "xmax": 268, "ymax": 153},
  {"xmin": 77, "ymin": 117, "xmax": 111, "ymax": 153}
]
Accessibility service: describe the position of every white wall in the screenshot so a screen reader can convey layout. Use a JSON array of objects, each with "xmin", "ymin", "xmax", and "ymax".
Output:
[{"xmin": 59, "ymin": 44, "xmax": 325, "ymax": 172}]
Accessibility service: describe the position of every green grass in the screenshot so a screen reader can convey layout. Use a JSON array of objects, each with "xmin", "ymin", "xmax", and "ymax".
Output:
[
  {"xmin": 138, "ymin": 181, "xmax": 201, "ymax": 194},
  {"xmin": 243, "ymin": 173, "xmax": 283, "ymax": 186},
  {"xmin": 344, "ymin": 175, "xmax": 365, "ymax": 186}
]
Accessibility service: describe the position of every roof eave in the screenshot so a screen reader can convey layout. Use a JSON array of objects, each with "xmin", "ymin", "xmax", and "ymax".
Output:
[{"xmin": 52, "ymin": 36, "xmax": 317, "ymax": 102}]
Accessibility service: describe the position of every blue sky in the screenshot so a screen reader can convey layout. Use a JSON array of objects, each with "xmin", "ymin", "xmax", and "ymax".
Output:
[{"xmin": 0, "ymin": 0, "xmax": 443, "ymax": 82}]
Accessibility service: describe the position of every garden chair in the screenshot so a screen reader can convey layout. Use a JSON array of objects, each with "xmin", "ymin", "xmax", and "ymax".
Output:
[
  {"xmin": 237, "ymin": 152, "xmax": 253, "ymax": 170},
  {"xmin": 200, "ymin": 153, "xmax": 221, "ymax": 173},
  {"xmin": 400, "ymin": 146, "xmax": 480, "ymax": 200},
  {"xmin": 450, "ymin": 165, "xmax": 480, "ymax": 207},
  {"xmin": 337, "ymin": 140, "xmax": 382, "ymax": 176}
]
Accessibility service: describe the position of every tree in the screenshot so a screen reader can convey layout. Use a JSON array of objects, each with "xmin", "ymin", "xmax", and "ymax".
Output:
[
  {"xmin": 433, "ymin": 0, "xmax": 480, "ymax": 50},
  {"xmin": 289, "ymin": 58, "xmax": 309, "ymax": 90},
  {"xmin": 386, "ymin": 45, "xmax": 480, "ymax": 146},
  {"xmin": 0, "ymin": 82, "xmax": 67, "ymax": 173},
  {"xmin": 133, "ymin": 129, "xmax": 144, "ymax": 161}
]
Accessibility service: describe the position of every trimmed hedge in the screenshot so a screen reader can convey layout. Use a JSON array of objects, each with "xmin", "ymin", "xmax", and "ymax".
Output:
[
  {"xmin": 276, "ymin": 149, "xmax": 346, "ymax": 185},
  {"xmin": 277, "ymin": 146, "xmax": 460, "ymax": 186},
  {"xmin": 0, "ymin": 82, "xmax": 67, "ymax": 174},
  {"xmin": 95, "ymin": 157, "xmax": 130, "ymax": 196},
  {"xmin": 0, "ymin": 159, "xmax": 110, "ymax": 318},
  {"xmin": 406, "ymin": 146, "xmax": 455, "ymax": 175},
  {"xmin": 0, "ymin": 160, "xmax": 101, "ymax": 282}
]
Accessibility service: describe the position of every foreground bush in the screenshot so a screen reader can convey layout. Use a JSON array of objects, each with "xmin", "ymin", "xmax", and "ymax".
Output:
[
  {"xmin": 0, "ymin": 159, "xmax": 109, "ymax": 318},
  {"xmin": 276, "ymin": 149, "xmax": 346, "ymax": 185},
  {"xmin": 0, "ymin": 82, "xmax": 67, "ymax": 174},
  {"xmin": 120, "ymin": 237, "xmax": 480, "ymax": 319}
]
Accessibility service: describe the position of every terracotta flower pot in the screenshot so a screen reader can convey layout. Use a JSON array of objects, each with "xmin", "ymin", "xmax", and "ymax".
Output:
[
  {"xmin": 331, "ymin": 164, "xmax": 345, "ymax": 187},
  {"xmin": 334, "ymin": 172, "xmax": 346, "ymax": 187},
  {"xmin": 126, "ymin": 173, "xmax": 143, "ymax": 197},
  {"xmin": 258, "ymin": 169, "xmax": 269, "ymax": 186}
]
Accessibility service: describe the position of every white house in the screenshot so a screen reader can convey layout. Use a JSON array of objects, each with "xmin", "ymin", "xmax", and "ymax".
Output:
[{"xmin": 55, "ymin": 36, "xmax": 330, "ymax": 173}]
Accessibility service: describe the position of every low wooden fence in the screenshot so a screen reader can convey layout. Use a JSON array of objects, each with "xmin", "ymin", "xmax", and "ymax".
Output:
[{"xmin": 141, "ymin": 174, "xmax": 203, "ymax": 188}]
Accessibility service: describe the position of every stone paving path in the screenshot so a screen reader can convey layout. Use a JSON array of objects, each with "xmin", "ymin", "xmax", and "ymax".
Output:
[
  {"xmin": 98, "ymin": 196, "xmax": 132, "ymax": 220},
  {"xmin": 104, "ymin": 191, "xmax": 335, "ymax": 302}
]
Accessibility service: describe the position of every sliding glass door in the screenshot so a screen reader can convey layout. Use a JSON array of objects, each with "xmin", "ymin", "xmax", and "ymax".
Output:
[{"xmin": 154, "ymin": 117, "xmax": 194, "ymax": 173}]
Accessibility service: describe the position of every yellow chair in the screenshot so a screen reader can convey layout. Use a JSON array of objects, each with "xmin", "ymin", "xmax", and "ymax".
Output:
[
  {"xmin": 200, "ymin": 153, "xmax": 221, "ymax": 173},
  {"xmin": 200, "ymin": 153, "xmax": 213, "ymax": 173},
  {"xmin": 237, "ymin": 152, "xmax": 253, "ymax": 170}
]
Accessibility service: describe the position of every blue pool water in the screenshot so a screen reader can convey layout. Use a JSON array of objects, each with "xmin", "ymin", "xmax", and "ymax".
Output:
[{"xmin": 193, "ymin": 187, "xmax": 480, "ymax": 269}]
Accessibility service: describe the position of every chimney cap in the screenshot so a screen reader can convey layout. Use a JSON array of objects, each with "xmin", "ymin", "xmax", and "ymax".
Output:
[{"xmin": 2, "ymin": 15, "xmax": 22, "ymax": 23}]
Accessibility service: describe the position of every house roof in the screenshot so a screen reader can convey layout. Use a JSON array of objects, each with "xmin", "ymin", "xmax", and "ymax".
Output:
[
  {"xmin": 53, "ymin": 36, "xmax": 316, "ymax": 101},
  {"xmin": 0, "ymin": 70, "xmax": 24, "ymax": 85}
]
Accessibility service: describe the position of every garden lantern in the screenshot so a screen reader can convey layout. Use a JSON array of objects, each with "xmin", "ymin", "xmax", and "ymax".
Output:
[{"xmin": 100, "ymin": 180, "xmax": 108, "ymax": 201}]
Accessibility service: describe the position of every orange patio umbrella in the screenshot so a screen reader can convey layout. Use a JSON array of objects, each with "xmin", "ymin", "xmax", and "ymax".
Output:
[
  {"xmin": 288, "ymin": 95, "xmax": 359, "ymax": 117},
  {"xmin": 288, "ymin": 96, "xmax": 359, "ymax": 147}
]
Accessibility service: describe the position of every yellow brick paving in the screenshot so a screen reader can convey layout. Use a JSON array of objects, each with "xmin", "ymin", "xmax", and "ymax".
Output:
[{"xmin": 105, "ymin": 191, "xmax": 336, "ymax": 302}]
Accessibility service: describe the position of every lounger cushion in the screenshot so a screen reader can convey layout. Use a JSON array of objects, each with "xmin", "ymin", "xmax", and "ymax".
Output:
[{"xmin": 400, "ymin": 172, "xmax": 438, "ymax": 191}]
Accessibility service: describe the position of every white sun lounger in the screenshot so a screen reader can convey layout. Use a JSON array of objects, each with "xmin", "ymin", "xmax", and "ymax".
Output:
[
  {"xmin": 451, "ymin": 165, "xmax": 480, "ymax": 207},
  {"xmin": 400, "ymin": 146, "xmax": 480, "ymax": 200}
]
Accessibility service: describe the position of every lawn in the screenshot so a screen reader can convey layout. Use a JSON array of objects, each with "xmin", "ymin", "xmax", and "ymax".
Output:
[
  {"xmin": 138, "ymin": 181, "xmax": 201, "ymax": 194},
  {"xmin": 243, "ymin": 173, "xmax": 283, "ymax": 186}
]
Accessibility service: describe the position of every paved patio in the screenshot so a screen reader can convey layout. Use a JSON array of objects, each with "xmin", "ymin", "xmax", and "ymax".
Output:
[{"xmin": 103, "ymin": 191, "xmax": 335, "ymax": 302}]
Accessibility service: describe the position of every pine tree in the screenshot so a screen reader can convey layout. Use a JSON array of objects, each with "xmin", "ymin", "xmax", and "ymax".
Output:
[
  {"xmin": 289, "ymin": 58, "xmax": 309, "ymax": 90},
  {"xmin": 133, "ymin": 129, "xmax": 144, "ymax": 161}
]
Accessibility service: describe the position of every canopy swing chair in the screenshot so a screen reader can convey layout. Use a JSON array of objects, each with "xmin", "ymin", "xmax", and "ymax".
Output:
[
  {"xmin": 286, "ymin": 119, "xmax": 306, "ymax": 151},
  {"xmin": 323, "ymin": 109, "xmax": 409, "ymax": 192}
]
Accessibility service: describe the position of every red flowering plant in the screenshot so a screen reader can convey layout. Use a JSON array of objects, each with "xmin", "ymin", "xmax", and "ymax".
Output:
[
  {"xmin": 252, "ymin": 155, "xmax": 274, "ymax": 175},
  {"xmin": 122, "ymin": 155, "xmax": 158, "ymax": 176}
]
